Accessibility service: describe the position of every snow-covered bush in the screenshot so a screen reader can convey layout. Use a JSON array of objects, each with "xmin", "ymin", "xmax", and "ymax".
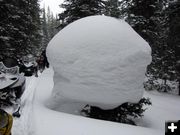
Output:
[
  {"xmin": 81, "ymin": 98, "xmax": 152, "ymax": 125},
  {"xmin": 47, "ymin": 15, "xmax": 151, "ymax": 111},
  {"xmin": 144, "ymin": 77, "xmax": 162, "ymax": 91},
  {"xmin": 144, "ymin": 77, "xmax": 178, "ymax": 94}
]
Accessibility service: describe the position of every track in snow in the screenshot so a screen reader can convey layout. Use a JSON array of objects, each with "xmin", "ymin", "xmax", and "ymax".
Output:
[{"xmin": 12, "ymin": 76, "xmax": 40, "ymax": 135}]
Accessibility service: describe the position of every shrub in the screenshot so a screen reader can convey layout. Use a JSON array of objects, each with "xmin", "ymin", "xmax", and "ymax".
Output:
[{"xmin": 81, "ymin": 97, "xmax": 152, "ymax": 125}]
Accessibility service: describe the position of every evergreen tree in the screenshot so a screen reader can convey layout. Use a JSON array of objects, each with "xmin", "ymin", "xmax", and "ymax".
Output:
[
  {"xmin": 122, "ymin": 0, "xmax": 157, "ymax": 41},
  {"xmin": 41, "ymin": 7, "xmax": 49, "ymax": 50},
  {"xmin": 47, "ymin": 7, "xmax": 57, "ymax": 39},
  {"xmin": 143, "ymin": 0, "xmax": 179, "ymax": 91},
  {"xmin": 27, "ymin": 0, "xmax": 42, "ymax": 56},
  {"xmin": 168, "ymin": 0, "xmax": 180, "ymax": 94},
  {"xmin": 0, "ymin": 0, "xmax": 27, "ymax": 58},
  {"xmin": 41, "ymin": 6, "xmax": 59, "ymax": 50},
  {"xmin": 58, "ymin": 0, "xmax": 105, "ymax": 28},
  {"xmin": 105, "ymin": 0, "xmax": 121, "ymax": 18},
  {"xmin": 146, "ymin": 1, "xmax": 175, "ymax": 80},
  {"xmin": 81, "ymin": 98, "xmax": 151, "ymax": 125},
  {"xmin": 0, "ymin": 0, "xmax": 41, "ymax": 58},
  {"xmin": 119, "ymin": 0, "xmax": 178, "ymax": 91}
]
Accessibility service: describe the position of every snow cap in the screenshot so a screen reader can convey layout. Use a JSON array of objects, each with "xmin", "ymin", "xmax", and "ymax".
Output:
[{"xmin": 47, "ymin": 15, "xmax": 152, "ymax": 109}]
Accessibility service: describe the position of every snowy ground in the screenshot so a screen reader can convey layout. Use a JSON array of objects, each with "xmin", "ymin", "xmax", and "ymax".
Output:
[
  {"xmin": 12, "ymin": 68, "xmax": 180, "ymax": 135},
  {"xmin": 12, "ymin": 76, "xmax": 39, "ymax": 135}
]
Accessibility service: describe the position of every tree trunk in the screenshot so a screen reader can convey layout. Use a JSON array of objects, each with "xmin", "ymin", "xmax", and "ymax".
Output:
[{"xmin": 164, "ymin": 78, "xmax": 167, "ymax": 92}]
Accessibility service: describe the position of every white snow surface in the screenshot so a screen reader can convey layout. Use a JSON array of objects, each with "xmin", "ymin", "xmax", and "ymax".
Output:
[
  {"xmin": 12, "ymin": 68, "xmax": 180, "ymax": 135},
  {"xmin": 47, "ymin": 15, "xmax": 152, "ymax": 109}
]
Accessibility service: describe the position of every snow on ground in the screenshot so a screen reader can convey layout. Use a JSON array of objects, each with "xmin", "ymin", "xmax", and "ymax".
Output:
[
  {"xmin": 12, "ymin": 76, "xmax": 39, "ymax": 135},
  {"xmin": 142, "ymin": 91, "xmax": 180, "ymax": 130},
  {"xmin": 12, "ymin": 68, "xmax": 180, "ymax": 135},
  {"xmin": 47, "ymin": 15, "xmax": 152, "ymax": 110},
  {"xmin": 32, "ymin": 68, "xmax": 162, "ymax": 135}
]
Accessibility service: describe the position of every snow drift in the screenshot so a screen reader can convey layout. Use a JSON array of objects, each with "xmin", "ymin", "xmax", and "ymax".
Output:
[{"xmin": 47, "ymin": 15, "xmax": 151, "ymax": 110}]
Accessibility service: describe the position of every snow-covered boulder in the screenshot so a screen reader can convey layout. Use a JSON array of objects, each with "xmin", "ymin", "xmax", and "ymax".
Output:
[{"xmin": 47, "ymin": 15, "xmax": 151, "ymax": 110}]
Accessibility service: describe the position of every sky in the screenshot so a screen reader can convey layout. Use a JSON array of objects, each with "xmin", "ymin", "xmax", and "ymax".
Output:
[{"xmin": 40, "ymin": 0, "xmax": 64, "ymax": 16}]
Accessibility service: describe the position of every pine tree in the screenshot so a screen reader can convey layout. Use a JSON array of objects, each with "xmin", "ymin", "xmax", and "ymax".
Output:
[
  {"xmin": 41, "ymin": 7, "xmax": 49, "ymax": 49},
  {"xmin": 41, "ymin": 6, "xmax": 59, "ymax": 49},
  {"xmin": 58, "ymin": 0, "xmax": 105, "ymax": 28},
  {"xmin": 81, "ymin": 98, "xmax": 151, "ymax": 125},
  {"xmin": 119, "ymin": 0, "xmax": 178, "ymax": 91},
  {"xmin": 0, "ymin": 0, "xmax": 28, "ymax": 58},
  {"xmin": 146, "ymin": 1, "xmax": 172, "ymax": 77},
  {"xmin": 47, "ymin": 7, "xmax": 57, "ymax": 39},
  {"xmin": 168, "ymin": 0, "xmax": 180, "ymax": 95},
  {"xmin": 27, "ymin": 0, "xmax": 42, "ymax": 56},
  {"xmin": 105, "ymin": 0, "xmax": 120, "ymax": 18},
  {"xmin": 0, "ymin": 0, "xmax": 41, "ymax": 58},
  {"xmin": 123, "ymin": 0, "xmax": 157, "ymax": 41}
]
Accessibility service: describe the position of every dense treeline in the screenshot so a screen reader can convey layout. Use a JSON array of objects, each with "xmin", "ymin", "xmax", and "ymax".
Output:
[
  {"xmin": 58, "ymin": 0, "xmax": 180, "ymax": 94},
  {"xmin": 41, "ymin": 6, "xmax": 60, "ymax": 49},
  {"xmin": 0, "ymin": 0, "xmax": 58, "ymax": 59},
  {"xmin": 0, "ymin": 0, "xmax": 41, "ymax": 58},
  {"xmin": 0, "ymin": 0, "xmax": 179, "ymax": 93}
]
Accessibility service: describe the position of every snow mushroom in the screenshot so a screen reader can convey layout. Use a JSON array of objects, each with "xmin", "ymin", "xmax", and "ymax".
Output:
[{"xmin": 47, "ymin": 15, "xmax": 152, "ymax": 110}]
